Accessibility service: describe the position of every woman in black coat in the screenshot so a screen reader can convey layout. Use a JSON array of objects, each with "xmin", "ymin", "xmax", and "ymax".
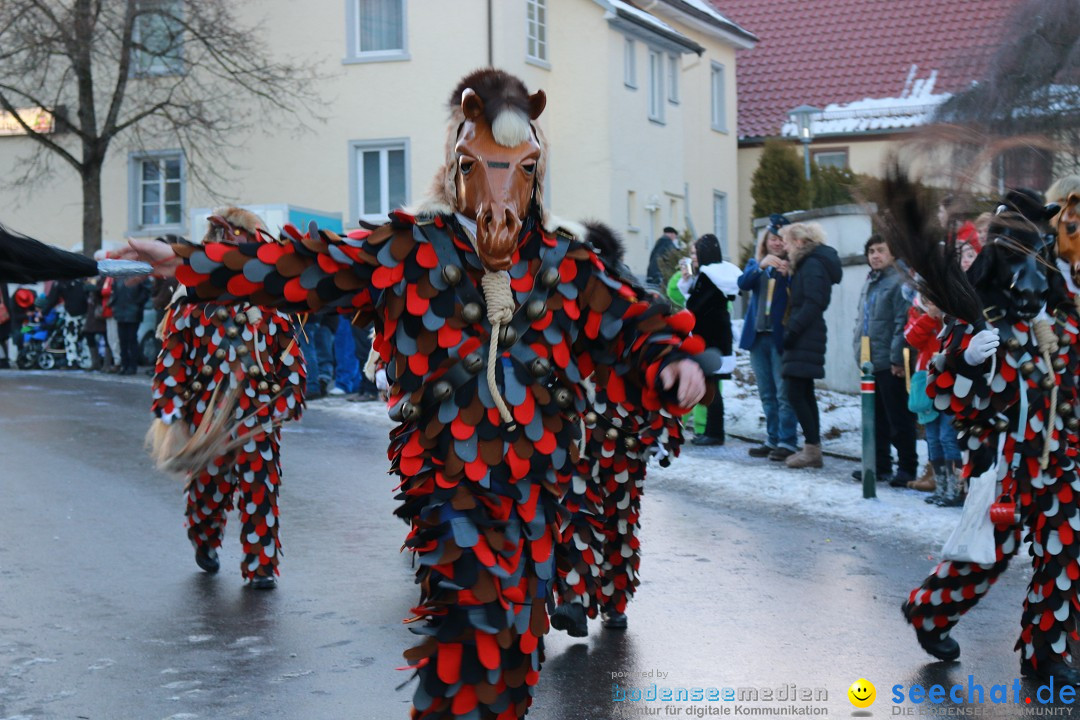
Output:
[
  {"xmin": 779, "ymin": 222, "xmax": 842, "ymax": 468},
  {"xmin": 684, "ymin": 234, "xmax": 733, "ymax": 445}
]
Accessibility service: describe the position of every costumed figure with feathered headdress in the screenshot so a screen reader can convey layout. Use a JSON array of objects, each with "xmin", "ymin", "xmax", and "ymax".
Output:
[
  {"xmin": 888, "ymin": 173, "xmax": 1080, "ymax": 684},
  {"xmin": 146, "ymin": 208, "xmax": 306, "ymax": 590}
]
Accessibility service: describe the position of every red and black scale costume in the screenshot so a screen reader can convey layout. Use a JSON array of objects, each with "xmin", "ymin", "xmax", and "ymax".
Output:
[
  {"xmin": 555, "ymin": 377, "xmax": 683, "ymax": 618},
  {"xmin": 152, "ymin": 222, "xmax": 306, "ymax": 582},
  {"xmin": 168, "ymin": 210, "xmax": 708, "ymax": 718},
  {"xmin": 901, "ymin": 311, "xmax": 1080, "ymax": 672}
]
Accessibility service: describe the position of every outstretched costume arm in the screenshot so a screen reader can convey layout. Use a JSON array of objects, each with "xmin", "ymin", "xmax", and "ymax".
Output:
[
  {"xmin": 166, "ymin": 217, "xmax": 403, "ymax": 324},
  {"xmin": 564, "ymin": 241, "xmax": 713, "ymax": 416}
]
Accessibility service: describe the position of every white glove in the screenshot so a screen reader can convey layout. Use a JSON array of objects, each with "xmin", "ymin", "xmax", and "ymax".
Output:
[
  {"xmin": 963, "ymin": 328, "xmax": 1000, "ymax": 366},
  {"xmin": 375, "ymin": 368, "xmax": 388, "ymax": 391}
]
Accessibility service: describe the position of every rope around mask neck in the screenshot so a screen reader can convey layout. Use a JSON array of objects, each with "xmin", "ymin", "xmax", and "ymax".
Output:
[{"xmin": 480, "ymin": 270, "xmax": 516, "ymax": 427}]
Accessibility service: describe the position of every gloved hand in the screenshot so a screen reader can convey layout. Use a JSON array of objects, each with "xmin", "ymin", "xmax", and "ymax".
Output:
[
  {"xmin": 963, "ymin": 328, "xmax": 1000, "ymax": 366},
  {"xmin": 375, "ymin": 368, "xmax": 388, "ymax": 391}
]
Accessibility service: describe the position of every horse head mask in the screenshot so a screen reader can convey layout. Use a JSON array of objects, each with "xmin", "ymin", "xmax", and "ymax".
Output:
[{"xmin": 428, "ymin": 69, "xmax": 547, "ymax": 272}]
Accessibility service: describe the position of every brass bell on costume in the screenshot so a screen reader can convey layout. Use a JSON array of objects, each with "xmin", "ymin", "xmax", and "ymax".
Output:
[
  {"xmin": 1059, "ymin": 402, "xmax": 1072, "ymax": 416},
  {"xmin": 191, "ymin": 381, "xmax": 204, "ymax": 392},
  {"xmin": 226, "ymin": 326, "xmax": 239, "ymax": 338},
  {"xmin": 499, "ymin": 325, "xmax": 518, "ymax": 347},
  {"xmin": 442, "ymin": 265, "xmax": 462, "ymax": 286},
  {"xmin": 624, "ymin": 436, "xmax": 638, "ymax": 450},
  {"xmin": 530, "ymin": 357, "xmax": 551, "ymax": 378},
  {"xmin": 605, "ymin": 427, "xmax": 619, "ymax": 441},
  {"xmin": 526, "ymin": 299, "xmax": 546, "ymax": 320},
  {"xmin": 432, "ymin": 381, "xmax": 453, "ymax": 402},
  {"xmin": 1053, "ymin": 357, "xmax": 1067, "ymax": 371},
  {"xmin": 1006, "ymin": 337, "xmax": 1021, "ymax": 351},
  {"xmin": 401, "ymin": 402, "xmax": 420, "ymax": 422},
  {"xmin": 462, "ymin": 303, "xmax": 483, "ymax": 324},
  {"xmin": 1069, "ymin": 417, "xmax": 1080, "ymax": 431},
  {"xmin": 237, "ymin": 345, "xmax": 249, "ymax": 356},
  {"xmin": 214, "ymin": 348, "xmax": 227, "ymax": 360},
  {"xmin": 200, "ymin": 365, "xmax": 214, "ymax": 376},
  {"xmin": 463, "ymin": 353, "xmax": 483, "ymax": 374},
  {"xmin": 1020, "ymin": 361, "xmax": 1036, "ymax": 377},
  {"xmin": 584, "ymin": 411, "xmax": 598, "ymax": 426},
  {"xmin": 247, "ymin": 365, "xmax": 262, "ymax": 377},
  {"xmin": 553, "ymin": 388, "xmax": 572, "ymax": 408},
  {"xmin": 540, "ymin": 267, "xmax": 559, "ymax": 288},
  {"xmin": 993, "ymin": 418, "xmax": 1009, "ymax": 432},
  {"xmin": 271, "ymin": 383, "xmax": 281, "ymax": 394},
  {"xmin": 215, "ymin": 308, "xmax": 229, "ymax": 322},
  {"xmin": 1041, "ymin": 376, "xmax": 1055, "ymax": 390},
  {"xmin": 234, "ymin": 312, "xmax": 248, "ymax": 325}
]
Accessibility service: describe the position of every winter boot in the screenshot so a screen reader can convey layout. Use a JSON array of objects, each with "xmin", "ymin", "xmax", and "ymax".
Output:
[
  {"xmin": 785, "ymin": 444, "xmax": 823, "ymax": 469},
  {"xmin": 1022, "ymin": 658, "xmax": 1080, "ymax": 686},
  {"xmin": 910, "ymin": 463, "xmax": 939, "ymax": 492},
  {"xmin": 925, "ymin": 465, "xmax": 949, "ymax": 504},
  {"xmin": 550, "ymin": 603, "xmax": 588, "ymax": 637},
  {"xmin": 935, "ymin": 465, "xmax": 963, "ymax": 507},
  {"xmin": 601, "ymin": 610, "xmax": 628, "ymax": 630},
  {"xmin": 249, "ymin": 574, "xmax": 277, "ymax": 590},
  {"xmin": 194, "ymin": 546, "xmax": 220, "ymax": 574},
  {"xmin": 914, "ymin": 627, "xmax": 961, "ymax": 661}
]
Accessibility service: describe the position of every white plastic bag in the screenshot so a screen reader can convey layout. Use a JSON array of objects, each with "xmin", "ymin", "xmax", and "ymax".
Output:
[{"xmin": 941, "ymin": 437, "xmax": 1004, "ymax": 564}]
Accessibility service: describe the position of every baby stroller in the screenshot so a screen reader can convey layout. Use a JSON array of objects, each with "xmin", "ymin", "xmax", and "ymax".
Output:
[{"xmin": 15, "ymin": 308, "xmax": 88, "ymax": 370}]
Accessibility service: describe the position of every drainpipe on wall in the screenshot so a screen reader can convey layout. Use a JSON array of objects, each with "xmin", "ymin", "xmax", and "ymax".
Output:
[
  {"xmin": 683, "ymin": 181, "xmax": 696, "ymax": 239},
  {"xmin": 487, "ymin": 0, "xmax": 493, "ymax": 67}
]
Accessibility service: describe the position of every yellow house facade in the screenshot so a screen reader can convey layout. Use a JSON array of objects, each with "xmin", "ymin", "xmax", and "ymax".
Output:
[{"xmin": 0, "ymin": 0, "xmax": 756, "ymax": 278}]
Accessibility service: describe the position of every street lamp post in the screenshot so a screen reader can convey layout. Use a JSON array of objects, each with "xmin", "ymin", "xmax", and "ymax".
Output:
[{"xmin": 788, "ymin": 105, "xmax": 821, "ymax": 182}]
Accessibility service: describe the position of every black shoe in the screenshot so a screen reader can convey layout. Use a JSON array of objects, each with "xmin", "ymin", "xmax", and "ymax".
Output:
[
  {"xmin": 914, "ymin": 628, "xmax": 960, "ymax": 661},
  {"xmin": 249, "ymin": 575, "xmax": 277, "ymax": 590},
  {"xmin": 1022, "ymin": 659, "xmax": 1080, "ymax": 686},
  {"xmin": 748, "ymin": 445, "xmax": 773, "ymax": 458},
  {"xmin": 550, "ymin": 603, "xmax": 588, "ymax": 637},
  {"xmin": 890, "ymin": 472, "xmax": 915, "ymax": 488},
  {"xmin": 768, "ymin": 447, "xmax": 796, "ymax": 462},
  {"xmin": 601, "ymin": 610, "xmax": 628, "ymax": 630},
  {"xmin": 195, "ymin": 547, "xmax": 219, "ymax": 574},
  {"xmin": 691, "ymin": 435, "xmax": 724, "ymax": 447}
]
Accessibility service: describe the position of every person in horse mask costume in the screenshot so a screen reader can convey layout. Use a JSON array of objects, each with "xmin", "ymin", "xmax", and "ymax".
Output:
[
  {"xmin": 889, "ymin": 176, "xmax": 1080, "ymax": 684},
  {"xmin": 129, "ymin": 69, "xmax": 712, "ymax": 718}
]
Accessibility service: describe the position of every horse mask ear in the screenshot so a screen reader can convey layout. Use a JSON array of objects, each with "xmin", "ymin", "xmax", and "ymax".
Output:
[
  {"xmin": 461, "ymin": 88, "xmax": 485, "ymax": 120},
  {"xmin": 528, "ymin": 90, "xmax": 546, "ymax": 120}
]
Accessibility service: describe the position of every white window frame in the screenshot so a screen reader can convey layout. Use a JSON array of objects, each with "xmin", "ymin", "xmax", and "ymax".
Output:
[
  {"xmin": 526, "ymin": 0, "xmax": 549, "ymax": 67},
  {"xmin": 711, "ymin": 61, "xmax": 727, "ymax": 132},
  {"xmin": 667, "ymin": 53, "xmax": 679, "ymax": 104},
  {"xmin": 131, "ymin": 0, "xmax": 185, "ymax": 77},
  {"xmin": 128, "ymin": 150, "xmax": 185, "ymax": 235},
  {"xmin": 648, "ymin": 49, "xmax": 665, "ymax": 124},
  {"xmin": 812, "ymin": 149, "xmax": 849, "ymax": 170},
  {"xmin": 713, "ymin": 191, "xmax": 728, "ymax": 248},
  {"xmin": 624, "ymin": 38, "xmax": 637, "ymax": 89},
  {"xmin": 344, "ymin": 0, "xmax": 409, "ymax": 64},
  {"xmin": 349, "ymin": 139, "xmax": 410, "ymax": 224}
]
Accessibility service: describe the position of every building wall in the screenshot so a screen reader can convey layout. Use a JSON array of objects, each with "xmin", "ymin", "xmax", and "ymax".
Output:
[{"xmin": 0, "ymin": 0, "xmax": 744, "ymax": 281}]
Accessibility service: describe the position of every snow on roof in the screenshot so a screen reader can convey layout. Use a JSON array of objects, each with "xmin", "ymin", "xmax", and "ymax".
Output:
[
  {"xmin": 780, "ymin": 67, "xmax": 953, "ymax": 138},
  {"xmin": 609, "ymin": 0, "xmax": 683, "ymax": 38}
]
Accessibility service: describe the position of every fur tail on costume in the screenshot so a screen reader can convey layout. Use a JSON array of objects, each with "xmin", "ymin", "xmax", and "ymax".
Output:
[{"xmin": 145, "ymin": 383, "xmax": 253, "ymax": 476}]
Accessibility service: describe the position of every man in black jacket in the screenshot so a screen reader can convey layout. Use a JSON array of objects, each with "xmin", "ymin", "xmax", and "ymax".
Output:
[
  {"xmin": 646, "ymin": 226, "xmax": 679, "ymax": 287},
  {"xmin": 852, "ymin": 235, "xmax": 917, "ymax": 486}
]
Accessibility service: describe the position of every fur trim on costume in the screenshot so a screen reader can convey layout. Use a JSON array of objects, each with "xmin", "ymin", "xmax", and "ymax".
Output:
[
  {"xmin": 201, "ymin": 207, "xmax": 269, "ymax": 245},
  {"xmin": 543, "ymin": 214, "xmax": 584, "ymax": 240},
  {"xmin": 582, "ymin": 221, "xmax": 625, "ymax": 264}
]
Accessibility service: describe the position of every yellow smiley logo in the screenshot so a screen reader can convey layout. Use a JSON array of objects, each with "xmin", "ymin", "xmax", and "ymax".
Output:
[{"xmin": 848, "ymin": 678, "xmax": 876, "ymax": 708}]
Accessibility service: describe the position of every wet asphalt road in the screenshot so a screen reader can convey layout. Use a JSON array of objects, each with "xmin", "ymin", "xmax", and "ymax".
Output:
[{"xmin": 0, "ymin": 372, "xmax": 1073, "ymax": 720}]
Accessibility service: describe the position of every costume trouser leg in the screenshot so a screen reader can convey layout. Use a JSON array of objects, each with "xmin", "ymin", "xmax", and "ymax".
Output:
[
  {"xmin": 400, "ymin": 472, "xmax": 561, "ymax": 719},
  {"xmin": 902, "ymin": 523, "xmax": 1018, "ymax": 643},
  {"xmin": 555, "ymin": 463, "xmax": 606, "ymax": 616},
  {"xmin": 185, "ymin": 429, "xmax": 282, "ymax": 580},
  {"xmin": 904, "ymin": 488, "xmax": 1080, "ymax": 669},
  {"xmin": 599, "ymin": 457, "xmax": 645, "ymax": 614}
]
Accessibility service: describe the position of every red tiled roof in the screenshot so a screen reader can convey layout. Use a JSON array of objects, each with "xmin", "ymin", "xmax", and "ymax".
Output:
[{"xmin": 712, "ymin": 0, "xmax": 1025, "ymax": 140}]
